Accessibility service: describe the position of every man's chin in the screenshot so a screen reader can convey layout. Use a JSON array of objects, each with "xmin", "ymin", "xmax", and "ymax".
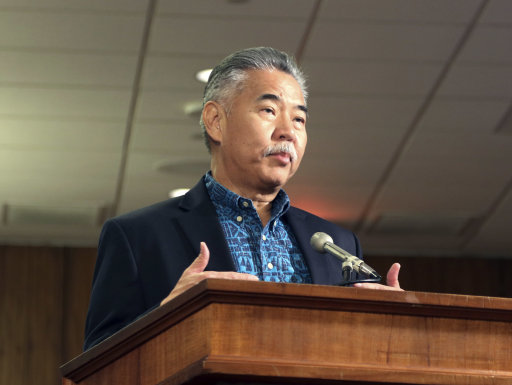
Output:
[{"xmin": 260, "ymin": 170, "xmax": 294, "ymax": 190}]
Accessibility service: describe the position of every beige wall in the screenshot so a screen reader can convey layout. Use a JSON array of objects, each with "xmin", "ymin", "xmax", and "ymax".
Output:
[{"xmin": 0, "ymin": 245, "xmax": 510, "ymax": 385}]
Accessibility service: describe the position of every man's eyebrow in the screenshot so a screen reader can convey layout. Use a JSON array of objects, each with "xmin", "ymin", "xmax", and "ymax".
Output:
[
  {"xmin": 257, "ymin": 93, "xmax": 280, "ymax": 102},
  {"xmin": 298, "ymin": 104, "xmax": 308, "ymax": 115},
  {"xmin": 257, "ymin": 93, "xmax": 308, "ymax": 115}
]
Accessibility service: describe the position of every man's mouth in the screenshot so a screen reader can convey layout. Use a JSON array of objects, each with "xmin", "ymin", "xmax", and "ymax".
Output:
[
  {"xmin": 263, "ymin": 143, "xmax": 298, "ymax": 163},
  {"xmin": 269, "ymin": 152, "xmax": 292, "ymax": 163}
]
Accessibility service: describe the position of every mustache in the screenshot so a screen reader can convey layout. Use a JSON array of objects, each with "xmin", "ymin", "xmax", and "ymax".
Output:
[{"xmin": 263, "ymin": 142, "xmax": 298, "ymax": 162}]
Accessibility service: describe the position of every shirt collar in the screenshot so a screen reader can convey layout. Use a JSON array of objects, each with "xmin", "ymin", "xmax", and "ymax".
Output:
[{"xmin": 204, "ymin": 171, "xmax": 290, "ymax": 219}]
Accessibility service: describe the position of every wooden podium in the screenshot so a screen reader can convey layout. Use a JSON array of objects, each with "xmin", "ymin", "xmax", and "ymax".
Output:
[{"xmin": 61, "ymin": 279, "xmax": 512, "ymax": 385}]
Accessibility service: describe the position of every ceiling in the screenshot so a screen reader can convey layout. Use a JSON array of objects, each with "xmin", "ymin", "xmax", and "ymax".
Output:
[{"xmin": 0, "ymin": 0, "xmax": 511, "ymax": 258}]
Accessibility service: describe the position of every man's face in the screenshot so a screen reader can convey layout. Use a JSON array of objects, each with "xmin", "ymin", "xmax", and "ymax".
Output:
[{"xmin": 213, "ymin": 69, "xmax": 307, "ymax": 195}]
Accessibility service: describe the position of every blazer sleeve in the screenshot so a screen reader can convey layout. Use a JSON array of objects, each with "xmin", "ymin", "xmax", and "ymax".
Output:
[{"xmin": 83, "ymin": 219, "xmax": 155, "ymax": 351}]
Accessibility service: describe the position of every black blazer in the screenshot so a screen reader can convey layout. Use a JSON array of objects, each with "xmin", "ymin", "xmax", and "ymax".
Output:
[{"xmin": 84, "ymin": 177, "xmax": 362, "ymax": 350}]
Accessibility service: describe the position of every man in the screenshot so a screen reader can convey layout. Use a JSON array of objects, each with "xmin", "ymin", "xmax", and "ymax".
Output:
[{"xmin": 84, "ymin": 47, "xmax": 401, "ymax": 351}]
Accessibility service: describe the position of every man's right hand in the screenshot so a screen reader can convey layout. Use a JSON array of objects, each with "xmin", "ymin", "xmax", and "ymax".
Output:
[{"xmin": 160, "ymin": 242, "xmax": 259, "ymax": 306}]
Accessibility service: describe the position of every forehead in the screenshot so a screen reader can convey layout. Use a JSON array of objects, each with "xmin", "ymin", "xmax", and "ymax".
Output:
[{"xmin": 240, "ymin": 69, "xmax": 305, "ymax": 104}]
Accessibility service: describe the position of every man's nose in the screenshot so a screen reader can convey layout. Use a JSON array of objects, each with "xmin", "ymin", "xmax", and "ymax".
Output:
[{"xmin": 273, "ymin": 114, "xmax": 296, "ymax": 141}]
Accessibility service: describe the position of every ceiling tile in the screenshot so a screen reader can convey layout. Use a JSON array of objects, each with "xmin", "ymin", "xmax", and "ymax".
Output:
[
  {"xmin": 130, "ymin": 121, "xmax": 204, "ymax": 154},
  {"xmin": 304, "ymin": 21, "xmax": 465, "ymax": 61},
  {"xmin": 371, "ymin": 183, "xmax": 500, "ymax": 217},
  {"xmin": 368, "ymin": 211, "xmax": 475, "ymax": 236},
  {"xmin": 437, "ymin": 63, "xmax": 512, "ymax": 98},
  {"xmin": 0, "ymin": 145, "xmax": 120, "ymax": 210},
  {"xmin": 285, "ymin": 121, "xmax": 411, "ymax": 223},
  {"xmin": 305, "ymin": 123, "xmax": 408, "ymax": 165},
  {"xmin": 359, "ymin": 232, "xmax": 465, "ymax": 257},
  {"xmin": 149, "ymin": 16, "xmax": 308, "ymax": 55},
  {"xmin": 496, "ymin": 104, "xmax": 512, "ymax": 135},
  {"xmin": 479, "ymin": 0, "xmax": 512, "ymax": 24},
  {"xmin": 0, "ymin": 11, "xmax": 145, "ymax": 52},
  {"xmin": 118, "ymin": 177, "xmax": 197, "ymax": 215},
  {"xmin": 0, "ymin": 52, "xmax": 138, "ymax": 87},
  {"xmin": 135, "ymin": 89, "xmax": 202, "ymax": 121},
  {"xmin": 318, "ymin": 0, "xmax": 481, "ymax": 23},
  {"xmin": 118, "ymin": 165, "xmax": 205, "ymax": 214},
  {"xmin": 0, "ymin": 0, "xmax": 148, "ymax": 12},
  {"xmin": 0, "ymin": 88, "xmax": 132, "ymax": 118},
  {"xmin": 141, "ymin": 55, "xmax": 216, "ymax": 90},
  {"xmin": 306, "ymin": 95, "xmax": 422, "ymax": 130},
  {"xmin": 0, "ymin": 173, "xmax": 117, "ymax": 203},
  {"xmin": 297, "ymin": 154, "xmax": 389, "ymax": 188},
  {"xmin": 402, "ymin": 132, "xmax": 512, "ymax": 163},
  {"xmin": 0, "ymin": 119, "xmax": 124, "ymax": 151},
  {"xmin": 465, "ymin": 189, "xmax": 512, "ymax": 256},
  {"xmin": 123, "ymin": 152, "xmax": 209, "ymax": 181},
  {"xmin": 302, "ymin": 59, "xmax": 441, "ymax": 96},
  {"xmin": 457, "ymin": 25, "xmax": 512, "ymax": 63},
  {"xmin": 0, "ymin": 149, "xmax": 121, "ymax": 179},
  {"xmin": 417, "ymin": 99, "xmax": 510, "ymax": 133},
  {"xmin": 369, "ymin": 131, "xmax": 512, "ymax": 215},
  {"xmin": 285, "ymin": 175, "xmax": 374, "ymax": 223},
  {"xmin": 157, "ymin": 0, "xmax": 315, "ymax": 18}
]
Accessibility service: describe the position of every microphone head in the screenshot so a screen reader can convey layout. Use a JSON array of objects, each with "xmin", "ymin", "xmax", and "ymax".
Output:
[{"xmin": 310, "ymin": 232, "xmax": 333, "ymax": 253}]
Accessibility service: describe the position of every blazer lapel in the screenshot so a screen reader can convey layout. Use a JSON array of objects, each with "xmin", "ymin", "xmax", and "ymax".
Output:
[
  {"xmin": 176, "ymin": 178, "xmax": 236, "ymax": 272},
  {"xmin": 284, "ymin": 207, "xmax": 342, "ymax": 285}
]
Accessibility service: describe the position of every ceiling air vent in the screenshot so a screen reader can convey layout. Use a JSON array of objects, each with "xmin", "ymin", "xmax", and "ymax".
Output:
[
  {"xmin": 3, "ymin": 203, "xmax": 107, "ymax": 227},
  {"xmin": 154, "ymin": 158, "xmax": 210, "ymax": 175},
  {"xmin": 183, "ymin": 101, "xmax": 203, "ymax": 118},
  {"xmin": 367, "ymin": 212, "xmax": 478, "ymax": 237}
]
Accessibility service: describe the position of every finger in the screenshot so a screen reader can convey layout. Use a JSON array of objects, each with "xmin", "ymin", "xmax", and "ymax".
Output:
[
  {"xmin": 201, "ymin": 271, "xmax": 259, "ymax": 281},
  {"xmin": 186, "ymin": 242, "xmax": 210, "ymax": 274},
  {"xmin": 386, "ymin": 263, "xmax": 401, "ymax": 289},
  {"xmin": 353, "ymin": 282, "xmax": 403, "ymax": 291}
]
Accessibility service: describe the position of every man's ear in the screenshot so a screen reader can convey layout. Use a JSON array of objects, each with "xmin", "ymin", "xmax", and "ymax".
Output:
[{"xmin": 202, "ymin": 101, "xmax": 225, "ymax": 144}]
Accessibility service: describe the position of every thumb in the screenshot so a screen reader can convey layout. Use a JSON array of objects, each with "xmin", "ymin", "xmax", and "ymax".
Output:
[
  {"xmin": 386, "ymin": 263, "xmax": 401, "ymax": 289},
  {"xmin": 187, "ymin": 242, "xmax": 210, "ymax": 274}
]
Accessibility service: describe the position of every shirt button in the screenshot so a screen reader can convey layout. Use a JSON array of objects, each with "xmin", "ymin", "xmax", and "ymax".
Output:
[
  {"xmin": 267, "ymin": 262, "xmax": 274, "ymax": 269},
  {"xmin": 262, "ymin": 235, "xmax": 267, "ymax": 241},
  {"xmin": 236, "ymin": 216, "xmax": 243, "ymax": 222},
  {"xmin": 242, "ymin": 201, "xmax": 249, "ymax": 208}
]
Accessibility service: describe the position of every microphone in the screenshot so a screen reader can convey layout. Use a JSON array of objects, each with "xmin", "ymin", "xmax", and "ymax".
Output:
[{"xmin": 310, "ymin": 232, "xmax": 380, "ymax": 279}]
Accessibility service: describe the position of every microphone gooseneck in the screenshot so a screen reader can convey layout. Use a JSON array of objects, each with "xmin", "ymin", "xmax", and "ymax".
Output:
[{"xmin": 310, "ymin": 232, "xmax": 381, "ymax": 280}]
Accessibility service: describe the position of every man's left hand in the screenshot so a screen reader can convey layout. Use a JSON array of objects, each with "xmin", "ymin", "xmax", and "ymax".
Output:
[{"xmin": 353, "ymin": 263, "xmax": 403, "ymax": 291}]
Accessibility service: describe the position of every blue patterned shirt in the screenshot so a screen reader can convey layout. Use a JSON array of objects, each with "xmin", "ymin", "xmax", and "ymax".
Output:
[{"xmin": 204, "ymin": 172, "xmax": 312, "ymax": 283}]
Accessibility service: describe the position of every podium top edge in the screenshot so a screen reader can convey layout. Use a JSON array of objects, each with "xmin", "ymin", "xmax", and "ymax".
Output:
[{"xmin": 61, "ymin": 279, "xmax": 512, "ymax": 379}]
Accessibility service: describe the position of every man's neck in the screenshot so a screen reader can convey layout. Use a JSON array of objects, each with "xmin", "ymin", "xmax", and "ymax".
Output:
[
  {"xmin": 252, "ymin": 199, "xmax": 273, "ymax": 227},
  {"xmin": 209, "ymin": 171, "xmax": 279, "ymax": 227}
]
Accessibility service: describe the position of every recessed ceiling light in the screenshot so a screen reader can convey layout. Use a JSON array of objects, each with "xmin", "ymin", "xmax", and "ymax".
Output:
[
  {"xmin": 196, "ymin": 69, "xmax": 212, "ymax": 83},
  {"xmin": 154, "ymin": 158, "xmax": 210, "ymax": 175},
  {"xmin": 183, "ymin": 100, "xmax": 203, "ymax": 117},
  {"xmin": 169, "ymin": 188, "xmax": 190, "ymax": 198}
]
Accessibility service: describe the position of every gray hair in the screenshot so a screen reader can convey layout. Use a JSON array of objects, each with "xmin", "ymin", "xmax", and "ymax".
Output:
[{"xmin": 199, "ymin": 47, "xmax": 307, "ymax": 152}]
